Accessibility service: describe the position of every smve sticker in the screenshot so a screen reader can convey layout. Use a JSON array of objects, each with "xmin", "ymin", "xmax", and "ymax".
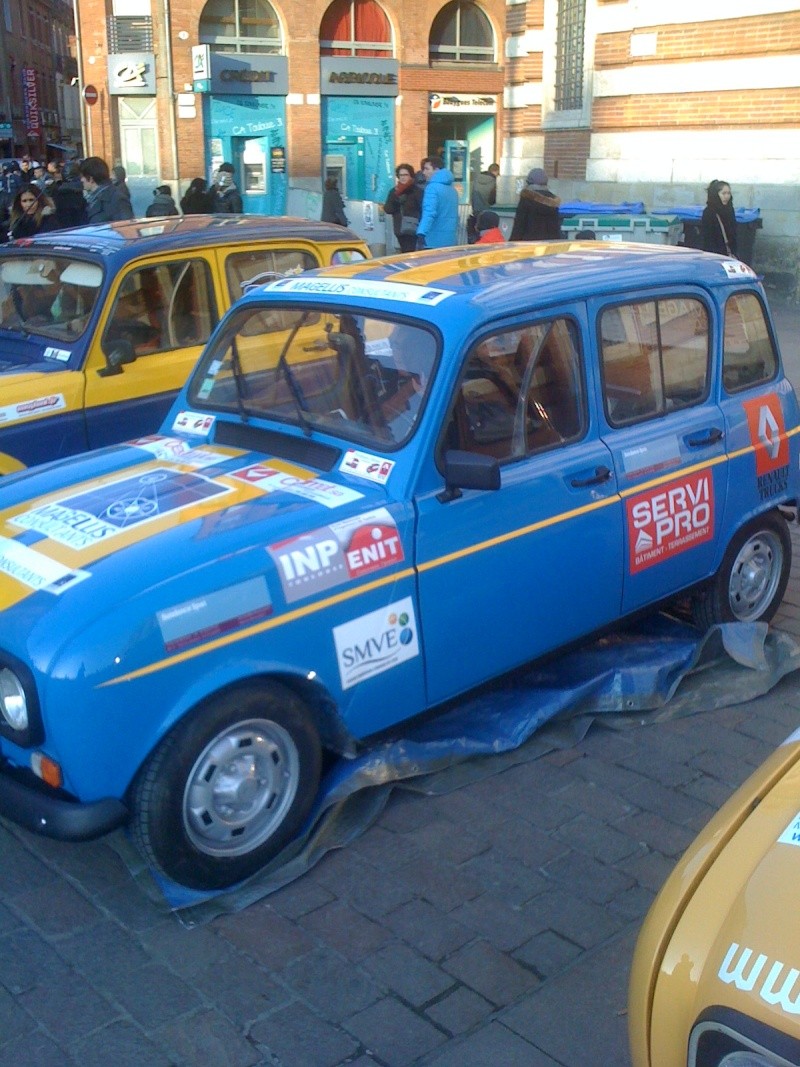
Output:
[{"xmin": 333, "ymin": 596, "xmax": 419, "ymax": 689}]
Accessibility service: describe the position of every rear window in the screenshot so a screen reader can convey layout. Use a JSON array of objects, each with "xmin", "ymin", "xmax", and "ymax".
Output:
[
  {"xmin": 723, "ymin": 291, "xmax": 778, "ymax": 392},
  {"xmin": 0, "ymin": 254, "xmax": 103, "ymax": 342}
]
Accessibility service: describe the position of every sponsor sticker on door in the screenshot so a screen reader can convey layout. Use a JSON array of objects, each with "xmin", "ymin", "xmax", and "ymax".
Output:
[
  {"xmin": 743, "ymin": 393, "xmax": 790, "ymax": 499},
  {"xmin": 626, "ymin": 468, "xmax": 714, "ymax": 573},
  {"xmin": 333, "ymin": 596, "xmax": 419, "ymax": 689}
]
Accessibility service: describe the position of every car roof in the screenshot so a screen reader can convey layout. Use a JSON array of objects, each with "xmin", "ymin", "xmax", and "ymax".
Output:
[
  {"xmin": 3, "ymin": 215, "xmax": 366, "ymax": 260},
  {"xmin": 248, "ymin": 242, "xmax": 756, "ymax": 330}
]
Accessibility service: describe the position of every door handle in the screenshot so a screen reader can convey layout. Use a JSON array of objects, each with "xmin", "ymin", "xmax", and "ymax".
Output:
[
  {"xmin": 686, "ymin": 427, "xmax": 724, "ymax": 447},
  {"xmin": 570, "ymin": 465, "xmax": 611, "ymax": 488}
]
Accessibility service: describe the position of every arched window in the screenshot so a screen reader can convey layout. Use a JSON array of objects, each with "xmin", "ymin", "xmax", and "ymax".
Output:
[
  {"xmin": 429, "ymin": 1, "xmax": 494, "ymax": 64},
  {"xmin": 319, "ymin": 0, "xmax": 393, "ymax": 58},
  {"xmin": 199, "ymin": 0, "xmax": 282, "ymax": 54}
]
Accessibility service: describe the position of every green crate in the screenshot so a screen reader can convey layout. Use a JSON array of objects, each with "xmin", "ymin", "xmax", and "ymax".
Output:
[{"xmin": 561, "ymin": 215, "xmax": 683, "ymax": 245}]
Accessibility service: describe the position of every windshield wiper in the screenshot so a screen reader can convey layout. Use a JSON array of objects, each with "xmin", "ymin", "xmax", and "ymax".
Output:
[{"xmin": 276, "ymin": 312, "xmax": 313, "ymax": 437}]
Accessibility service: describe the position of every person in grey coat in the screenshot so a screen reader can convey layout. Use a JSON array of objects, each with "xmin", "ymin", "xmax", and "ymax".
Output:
[
  {"xmin": 80, "ymin": 157, "xmax": 135, "ymax": 223},
  {"xmin": 145, "ymin": 184, "xmax": 180, "ymax": 217}
]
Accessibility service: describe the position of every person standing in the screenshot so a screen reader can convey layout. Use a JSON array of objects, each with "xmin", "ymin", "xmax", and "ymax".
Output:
[
  {"xmin": 384, "ymin": 163, "xmax": 424, "ymax": 252},
  {"xmin": 112, "ymin": 165, "xmax": 134, "ymax": 217},
  {"xmin": 510, "ymin": 167, "xmax": 561, "ymax": 241},
  {"xmin": 210, "ymin": 163, "xmax": 243, "ymax": 213},
  {"xmin": 146, "ymin": 184, "xmax": 180, "ymax": 217},
  {"xmin": 52, "ymin": 161, "xmax": 89, "ymax": 229},
  {"xmin": 468, "ymin": 162, "xmax": 499, "ymax": 243},
  {"xmin": 321, "ymin": 176, "xmax": 348, "ymax": 226},
  {"xmin": 701, "ymin": 180, "xmax": 737, "ymax": 257},
  {"xmin": 416, "ymin": 156, "xmax": 459, "ymax": 250},
  {"xmin": 181, "ymin": 177, "xmax": 215, "ymax": 215},
  {"xmin": 474, "ymin": 210, "xmax": 505, "ymax": 244},
  {"xmin": 6, "ymin": 187, "xmax": 58, "ymax": 240},
  {"xmin": 79, "ymin": 157, "xmax": 135, "ymax": 223}
]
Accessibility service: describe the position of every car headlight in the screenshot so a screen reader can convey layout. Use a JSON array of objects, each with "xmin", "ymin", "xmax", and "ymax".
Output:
[{"xmin": 0, "ymin": 668, "xmax": 28, "ymax": 732}]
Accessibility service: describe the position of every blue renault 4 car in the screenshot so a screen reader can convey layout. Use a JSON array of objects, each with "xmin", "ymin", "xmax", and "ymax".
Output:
[{"xmin": 0, "ymin": 242, "xmax": 797, "ymax": 891}]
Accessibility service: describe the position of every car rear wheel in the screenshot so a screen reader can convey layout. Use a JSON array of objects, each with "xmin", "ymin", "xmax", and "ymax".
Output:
[
  {"xmin": 692, "ymin": 511, "xmax": 791, "ymax": 628},
  {"xmin": 131, "ymin": 681, "xmax": 322, "ymax": 891}
]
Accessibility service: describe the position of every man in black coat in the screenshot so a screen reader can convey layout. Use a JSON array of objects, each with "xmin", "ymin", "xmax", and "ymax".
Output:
[
  {"xmin": 79, "ymin": 156, "xmax": 135, "ymax": 223},
  {"xmin": 52, "ymin": 162, "xmax": 89, "ymax": 230}
]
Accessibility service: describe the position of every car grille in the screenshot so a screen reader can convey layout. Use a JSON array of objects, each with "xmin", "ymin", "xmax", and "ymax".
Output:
[{"xmin": 689, "ymin": 1008, "xmax": 800, "ymax": 1066}]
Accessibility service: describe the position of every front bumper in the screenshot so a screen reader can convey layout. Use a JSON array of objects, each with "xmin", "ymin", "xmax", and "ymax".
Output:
[{"xmin": 0, "ymin": 759, "xmax": 128, "ymax": 841}]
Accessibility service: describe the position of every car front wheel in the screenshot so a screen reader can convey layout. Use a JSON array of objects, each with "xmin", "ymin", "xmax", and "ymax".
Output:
[
  {"xmin": 692, "ymin": 511, "xmax": 792, "ymax": 628},
  {"xmin": 131, "ymin": 681, "xmax": 322, "ymax": 891}
]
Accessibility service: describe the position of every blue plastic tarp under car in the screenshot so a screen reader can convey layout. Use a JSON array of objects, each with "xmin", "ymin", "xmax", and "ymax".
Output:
[
  {"xmin": 559, "ymin": 200, "xmax": 646, "ymax": 215},
  {"xmin": 111, "ymin": 616, "xmax": 800, "ymax": 923},
  {"xmin": 652, "ymin": 205, "xmax": 762, "ymax": 224}
]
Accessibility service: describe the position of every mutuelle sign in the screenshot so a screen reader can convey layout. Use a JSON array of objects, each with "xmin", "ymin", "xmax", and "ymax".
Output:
[
  {"xmin": 193, "ymin": 50, "xmax": 289, "ymax": 95},
  {"xmin": 320, "ymin": 57, "xmax": 399, "ymax": 97}
]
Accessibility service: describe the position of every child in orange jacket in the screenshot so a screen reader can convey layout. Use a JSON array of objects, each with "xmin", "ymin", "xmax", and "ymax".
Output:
[{"xmin": 474, "ymin": 210, "xmax": 505, "ymax": 244}]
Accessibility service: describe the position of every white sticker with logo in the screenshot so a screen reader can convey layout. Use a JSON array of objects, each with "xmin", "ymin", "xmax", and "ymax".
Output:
[
  {"xmin": 333, "ymin": 596, "xmax": 419, "ymax": 690},
  {"xmin": 129, "ymin": 436, "xmax": 226, "ymax": 469},
  {"xmin": 44, "ymin": 347, "xmax": 72, "ymax": 363},
  {"xmin": 172, "ymin": 410, "xmax": 216, "ymax": 436},
  {"xmin": 719, "ymin": 942, "xmax": 800, "ymax": 1017},
  {"xmin": 231, "ymin": 464, "xmax": 363, "ymax": 508},
  {"xmin": 0, "ymin": 535, "xmax": 89, "ymax": 594},
  {"xmin": 0, "ymin": 394, "xmax": 67, "ymax": 426},
  {"xmin": 721, "ymin": 259, "xmax": 756, "ymax": 279},
  {"xmin": 268, "ymin": 507, "xmax": 404, "ymax": 603},
  {"xmin": 265, "ymin": 276, "xmax": 454, "ymax": 306},
  {"xmin": 339, "ymin": 450, "xmax": 395, "ymax": 486},
  {"xmin": 778, "ymin": 812, "xmax": 800, "ymax": 847}
]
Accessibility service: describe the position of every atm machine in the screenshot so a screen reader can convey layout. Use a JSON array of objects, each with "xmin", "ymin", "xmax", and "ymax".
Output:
[{"xmin": 444, "ymin": 139, "xmax": 468, "ymax": 204}]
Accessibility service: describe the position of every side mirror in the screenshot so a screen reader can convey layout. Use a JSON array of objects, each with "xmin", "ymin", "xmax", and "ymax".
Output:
[
  {"xmin": 98, "ymin": 339, "xmax": 135, "ymax": 377},
  {"xmin": 437, "ymin": 449, "xmax": 501, "ymax": 503}
]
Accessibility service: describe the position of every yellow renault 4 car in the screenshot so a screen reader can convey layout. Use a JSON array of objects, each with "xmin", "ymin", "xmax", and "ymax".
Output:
[
  {"xmin": 0, "ymin": 215, "xmax": 369, "ymax": 474},
  {"xmin": 630, "ymin": 726, "xmax": 800, "ymax": 1065}
]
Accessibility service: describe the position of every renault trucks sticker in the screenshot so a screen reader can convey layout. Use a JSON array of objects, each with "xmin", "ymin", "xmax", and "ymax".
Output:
[
  {"xmin": 743, "ymin": 393, "xmax": 789, "ymax": 500},
  {"xmin": 719, "ymin": 942, "xmax": 800, "ymax": 1016},
  {"xmin": 0, "ymin": 535, "xmax": 89, "ymax": 594},
  {"xmin": 231, "ymin": 464, "xmax": 363, "ymax": 508},
  {"xmin": 11, "ymin": 469, "xmax": 230, "ymax": 550},
  {"xmin": 268, "ymin": 508, "xmax": 404, "ymax": 603},
  {"xmin": 627, "ymin": 469, "xmax": 714, "ymax": 573},
  {"xmin": 333, "ymin": 597, "xmax": 419, "ymax": 689},
  {"xmin": 0, "ymin": 393, "xmax": 66, "ymax": 425},
  {"xmin": 157, "ymin": 577, "xmax": 273, "ymax": 653}
]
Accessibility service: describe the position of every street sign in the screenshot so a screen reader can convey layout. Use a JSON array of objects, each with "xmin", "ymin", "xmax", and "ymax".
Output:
[{"xmin": 83, "ymin": 85, "xmax": 99, "ymax": 106}]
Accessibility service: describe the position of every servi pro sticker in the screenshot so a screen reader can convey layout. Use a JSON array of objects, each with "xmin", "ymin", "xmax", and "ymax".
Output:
[{"xmin": 626, "ymin": 468, "xmax": 714, "ymax": 574}]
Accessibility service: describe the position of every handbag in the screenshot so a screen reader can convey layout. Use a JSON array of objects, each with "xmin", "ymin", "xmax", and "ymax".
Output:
[{"xmin": 400, "ymin": 214, "xmax": 419, "ymax": 236}]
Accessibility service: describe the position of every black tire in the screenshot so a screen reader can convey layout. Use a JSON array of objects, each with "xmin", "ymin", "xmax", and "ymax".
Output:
[
  {"xmin": 692, "ymin": 511, "xmax": 791, "ymax": 628},
  {"xmin": 130, "ymin": 681, "xmax": 322, "ymax": 891}
]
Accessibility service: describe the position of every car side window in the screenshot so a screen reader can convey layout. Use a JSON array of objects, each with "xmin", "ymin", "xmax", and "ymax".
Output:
[
  {"xmin": 331, "ymin": 249, "xmax": 368, "ymax": 265},
  {"xmin": 445, "ymin": 317, "xmax": 585, "ymax": 462},
  {"xmin": 225, "ymin": 249, "xmax": 318, "ymax": 301},
  {"xmin": 102, "ymin": 259, "xmax": 216, "ymax": 358},
  {"xmin": 722, "ymin": 291, "xmax": 778, "ymax": 392},
  {"xmin": 600, "ymin": 297, "xmax": 710, "ymax": 426}
]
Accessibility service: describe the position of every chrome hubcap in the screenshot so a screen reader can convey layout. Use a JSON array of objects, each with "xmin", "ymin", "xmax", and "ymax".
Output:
[{"xmin": 728, "ymin": 530, "xmax": 783, "ymax": 621}]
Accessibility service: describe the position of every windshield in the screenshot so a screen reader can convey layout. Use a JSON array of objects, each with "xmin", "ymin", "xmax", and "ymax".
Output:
[
  {"xmin": 0, "ymin": 254, "xmax": 103, "ymax": 344},
  {"xmin": 189, "ymin": 305, "xmax": 439, "ymax": 448}
]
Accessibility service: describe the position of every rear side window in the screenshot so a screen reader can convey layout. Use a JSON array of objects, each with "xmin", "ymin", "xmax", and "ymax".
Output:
[
  {"xmin": 723, "ymin": 291, "xmax": 778, "ymax": 392},
  {"xmin": 600, "ymin": 297, "xmax": 710, "ymax": 426},
  {"xmin": 225, "ymin": 249, "xmax": 318, "ymax": 301},
  {"xmin": 445, "ymin": 317, "xmax": 585, "ymax": 463},
  {"xmin": 102, "ymin": 259, "xmax": 216, "ymax": 357}
]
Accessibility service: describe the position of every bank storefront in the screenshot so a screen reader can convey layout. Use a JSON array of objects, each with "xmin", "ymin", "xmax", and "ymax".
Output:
[
  {"xmin": 193, "ymin": 48, "xmax": 288, "ymax": 216},
  {"xmin": 320, "ymin": 57, "xmax": 397, "ymax": 203}
]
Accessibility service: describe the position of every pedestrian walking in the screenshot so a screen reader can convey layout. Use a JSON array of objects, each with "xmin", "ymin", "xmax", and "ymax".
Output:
[
  {"xmin": 6, "ymin": 186, "xmax": 58, "ymax": 241},
  {"xmin": 474, "ymin": 210, "xmax": 505, "ymax": 244},
  {"xmin": 52, "ymin": 161, "xmax": 89, "ymax": 229},
  {"xmin": 384, "ymin": 162, "xmax": 423, "ymax": 252},
  {"xmin": 510, "ymin": 167, "xmax": 562, "ymax": 241},
  {"xmin": 416, "ymin": 156, "xmax": 459, "ymax": 250},
  {"xmin": 210, "ymin": 163, "xmax": 243, "ymax": 213},
  {"xmin": 468, "ymin": 162, "xmax": 499, "ymax": 243},
  {"xmin": 701, "ymin": 179, "xmax": 738, "ymax": 257},
  {"xmin": 146, "ymin": 184, "xmax": 180, "ymax": 217},
  {"xmin": 181, "ymin": 177, "xmax": 215, "ymax": 215},
  {"xmin": 79, "ymin": 157, "xmax": 135, "ymax": 223},
  {"xmin": 321, "ymin": 176, "xmax": 348, "ymax": 226}
]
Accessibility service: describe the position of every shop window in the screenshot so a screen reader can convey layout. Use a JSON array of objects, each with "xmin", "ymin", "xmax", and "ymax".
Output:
[
  {"xmin": 554, "ymin": 0, "xmax": 585, "ymax": 111},
  {"xmin": 429, "ymin": 1, "xmax": 494, "ymax": 64},
  {"xmin": 319, "ymin": 0, "xmax": 393, "ymax": 58},
  {"xmin": 600, "ymin": 297, "xmax": 710, "ymax": 426},
  {"xmin": 199, "ymin": 0, "xmax": 282, "ymax": 54},
  {"xmin": 723, "ymin": 292, "xmax": 778, "ymax": 393}
]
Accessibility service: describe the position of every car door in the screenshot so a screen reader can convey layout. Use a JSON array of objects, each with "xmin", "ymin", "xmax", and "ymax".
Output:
[
  {"xmin": 415, "ymin": 307, "xmax": 623, "ymax": 708},
  {"xmin": 592, "ymin": 291, "xmax": 728, "ymax": 615},
  {"xmin": 83, "ymin": 254, "xmax": 219, "ymax": 447}
]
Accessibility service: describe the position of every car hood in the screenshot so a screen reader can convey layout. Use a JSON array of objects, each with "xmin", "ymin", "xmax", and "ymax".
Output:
[
  {"xmin": 0, "ymin": 433, "xmax": 393, "ymax": 663},
  {"xmin": 651, "ymin": 742, "xmax": 800, "ymax": 1044},
  {"xmin": 0, "ymin": 333, "xmax": 77, "ymax": 374}
]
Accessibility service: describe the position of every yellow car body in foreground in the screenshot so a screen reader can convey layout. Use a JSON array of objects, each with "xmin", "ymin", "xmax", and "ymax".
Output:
[{"xmin": 630, "ymin": 727, "xmax": 800, "ymax": 1065}]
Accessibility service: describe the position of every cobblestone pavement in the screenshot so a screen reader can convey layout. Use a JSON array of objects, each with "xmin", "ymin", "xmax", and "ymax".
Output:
[{"xmin": 0, "ymin": 296, "xmax": 798, "ymax": 1067}]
